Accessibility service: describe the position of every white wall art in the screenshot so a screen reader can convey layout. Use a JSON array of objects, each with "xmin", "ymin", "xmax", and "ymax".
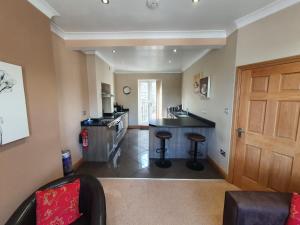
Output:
[{"xmin": 0, "ymin": 61, "xmax": 29, "ymax": 145}]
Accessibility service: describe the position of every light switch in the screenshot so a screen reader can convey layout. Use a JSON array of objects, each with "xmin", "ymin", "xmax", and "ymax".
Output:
[{"xmin": 224, "ymin": 108, "xmax": 230, "ymax": 115}]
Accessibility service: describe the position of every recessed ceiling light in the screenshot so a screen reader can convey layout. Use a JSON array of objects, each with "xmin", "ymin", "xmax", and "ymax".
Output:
[
  {"xmin": 146, "ymin": 0, "xmax": 160, "ymax": 10},
  {"xmin": 112, "ymin": 49, "xmax": 117, "ymax": 53},
  {"xmin": 173, "ymin": 49, "xmax": 177, "ymax": 53},
  {"xmin": 192, "ymin": 0, "xmax": 199, "ymax": 3},
  {"xmin": 168, "ymin": 60, "xmax": 172, "ymax": 63},
  {"xmin": 101, "ymin": 0, "xmax": 109, "ymax": 4}
]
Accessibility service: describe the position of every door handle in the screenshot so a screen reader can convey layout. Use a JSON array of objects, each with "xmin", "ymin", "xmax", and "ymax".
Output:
[{"xmin": 237, "ymin": 128, "xmax": 245, "ymax": 138}]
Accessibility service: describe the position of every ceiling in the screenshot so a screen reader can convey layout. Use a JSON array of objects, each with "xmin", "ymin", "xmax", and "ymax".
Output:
[
  {"xmin": 93, "ymin": 46, "xmax": 211, "ymax": 73},
  {"xmin": 47, "ymin": 0, "xmax": 276, "ymax": 32},
  {"xmin": 41, "ymin": 0, "xmax": 293, "ymax": 72}
]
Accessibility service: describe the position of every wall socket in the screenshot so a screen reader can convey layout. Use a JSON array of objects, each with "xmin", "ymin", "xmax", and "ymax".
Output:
[{"xmin": 220, "ymin": 149, "xmax": 226, "ymax": 157}]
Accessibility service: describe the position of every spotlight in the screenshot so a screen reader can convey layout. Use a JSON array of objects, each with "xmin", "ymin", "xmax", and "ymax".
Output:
[{"xmin": 101, "ymin": 0, "xmax": 109, "ymax": 4}]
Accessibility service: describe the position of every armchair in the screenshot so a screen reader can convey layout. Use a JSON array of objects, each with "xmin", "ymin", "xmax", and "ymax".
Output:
[{"xmin": 5, "ymin": 174, "xmax": 106, "ymax": 225}]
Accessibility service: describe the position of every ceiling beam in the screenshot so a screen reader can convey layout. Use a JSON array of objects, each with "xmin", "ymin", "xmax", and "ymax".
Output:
[{"xmin": 64, "ymin": 38, "xmax": 226, "ymax": 48}]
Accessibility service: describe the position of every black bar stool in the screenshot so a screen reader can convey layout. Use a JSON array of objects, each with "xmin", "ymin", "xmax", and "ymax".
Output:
[
  {"xmin": 186, "ymin": 133, "xmax": 206, "ymax": 171},
  {"xmin": 155, "ymin": 131, "xmax": 172, "ymax": 168}
]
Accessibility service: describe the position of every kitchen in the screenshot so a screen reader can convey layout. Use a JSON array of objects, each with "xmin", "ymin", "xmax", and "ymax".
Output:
[{"xmin": 77, "ymin": 53, "xmax": 222, "ymax": 179}]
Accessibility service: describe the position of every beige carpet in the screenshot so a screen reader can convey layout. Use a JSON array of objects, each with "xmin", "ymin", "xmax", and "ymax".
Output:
[{"xmin": 100, "ymin": 179, "xmax": 238, "ymax": 225}]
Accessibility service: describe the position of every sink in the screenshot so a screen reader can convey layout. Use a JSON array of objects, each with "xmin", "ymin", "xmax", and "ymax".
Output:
[
  {"xmin": 175, "ymin": 112, "xmax": 186, "ymax": 115},
  {"xmin": 176, "ymin": 114, "xmax": 189, "ymax": 118}
]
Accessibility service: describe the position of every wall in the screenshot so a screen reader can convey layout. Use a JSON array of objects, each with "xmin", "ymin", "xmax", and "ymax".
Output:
[
  {"xmin": 115, "ymin": 73, "xmax": 182, "ymax": 125},
  {"xmin": 0, "ymin": 0, "xmax": 62, "ymax": 223},
  {"xmin": 51, "ymin": 34, "xmax": 89, "ymax": 165},
  {"xmin": 182, "ymin": 32, "xmax": 238, "ymax": 173},
  {"xmin": 236, "ymin": 3, "xmax": 300, "ymax": 66},
  {"xmin": 86, "ymin": 55, "xmax": 114, "ymax": 117}
]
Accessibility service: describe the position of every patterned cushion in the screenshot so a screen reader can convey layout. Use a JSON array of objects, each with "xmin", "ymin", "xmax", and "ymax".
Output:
[
  {"xmin": 286, "ymin": 193, "xmax": 300, "ymax": 225},
  {"xmin": 36, "ymin": 179, "xmax": 81, "ymax": 225}
]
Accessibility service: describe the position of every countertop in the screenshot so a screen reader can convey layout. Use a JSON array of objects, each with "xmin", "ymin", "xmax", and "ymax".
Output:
[
  {"xmin": 149, "ymin": 112, "xmax": 215, "ymax": 128},
  {"xmin": 81, "ymin": 111, "xmax": 128, "ymax": 127}
]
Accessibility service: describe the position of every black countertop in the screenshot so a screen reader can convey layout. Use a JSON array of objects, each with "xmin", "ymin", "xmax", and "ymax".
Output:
[
  {"xmin": 149, "ymin": 112, "xmax": 215, "ymax": 128},
  {"xmin": 81, "ymin": 111, "xmax": 128, "ymax": 127}
]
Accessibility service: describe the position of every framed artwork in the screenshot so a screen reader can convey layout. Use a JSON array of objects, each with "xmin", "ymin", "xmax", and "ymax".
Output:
[
  {"xmin": 193, "ymin": 74, "xmax": 201, "ymax": 93},
  {"xmin": 199, "ymin": 76, "xmax": 210, "ymax": 98},
  {"xmin": 0, "ymin": 61, "xmax": 29, "ymax": 145}
]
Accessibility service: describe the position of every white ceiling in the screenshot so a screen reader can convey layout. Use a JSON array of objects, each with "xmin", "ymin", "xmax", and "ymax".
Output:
[
  {"xmin": 40, "ymin": 0, "xmax": 296, "ymax": 72},
  {"xmin": 47, "ymin": 0, "xmax": 276, "ymax": 32},
  {"xmin": 92, "ymin": 46, "xmax": 211, "ymax": 73}
]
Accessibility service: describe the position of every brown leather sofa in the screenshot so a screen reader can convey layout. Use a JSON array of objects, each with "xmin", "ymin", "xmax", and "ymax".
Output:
[
  {"xmin": 223, "ymin": 191, "xmax": 292, "ymax": 225},
  {"xmin": 5, "ymin": 174, "xmax": 106, "ymax": 225}
]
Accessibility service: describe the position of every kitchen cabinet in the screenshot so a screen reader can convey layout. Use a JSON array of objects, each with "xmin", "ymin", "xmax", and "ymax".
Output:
[{"xmin": 81, "ymin": 112, "xmax": 128, "ymax": 162}]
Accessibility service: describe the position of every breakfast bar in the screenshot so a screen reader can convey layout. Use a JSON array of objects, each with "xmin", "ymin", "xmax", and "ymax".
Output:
[{"xmin": 149, "ymin": 113, "xmax": 215, "ymax": 159}]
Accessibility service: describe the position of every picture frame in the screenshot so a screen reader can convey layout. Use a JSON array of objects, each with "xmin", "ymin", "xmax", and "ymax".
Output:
[
  {"xmin": 0, "ymin": 61, "xmax": 29, "ymax": 145},
  {"xmin": 199, "ymin": 76, "xmax": 210, "ymax": 98}
]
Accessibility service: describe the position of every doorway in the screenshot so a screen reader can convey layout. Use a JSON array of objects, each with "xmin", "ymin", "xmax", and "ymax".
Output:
[
  {"xmin": 138, "ymin": 80, "xmax": 157, "ymax": 125},
  {"xmin": 230, "ymin": 56, "xmax": 300, "ymax": 192}
]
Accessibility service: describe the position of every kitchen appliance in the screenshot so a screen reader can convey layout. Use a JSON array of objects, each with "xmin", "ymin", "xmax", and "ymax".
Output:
[{"xmin": 102, "ymin": 82, "xmax": 114, "ymax": 114}]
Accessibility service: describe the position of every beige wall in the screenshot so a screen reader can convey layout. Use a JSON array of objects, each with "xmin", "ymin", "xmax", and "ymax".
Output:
[
  {"xmin": 52, "ymin": 34, "xmax": 89, "ymax": 165},
  {"xmin": 0, "ymin": 0, "xmax": 62, "ymax": 223},
  {"xmin": 86, "ymin": 55, "xmax": 114, "ymax": 117},
  {"xmin": 182, "ymin": 3, "xmax": 300, "ymax": 174},
  {"xmin": 115, "ymin": 73, "xmax": 182, "ymax": 125},
  {"xmin": 182, "ymin": 32, "xmax": 238, "ymax": 173},
  {"xmin": 236, "ymin": 3, "xmax": 300, "ymax": 66}
]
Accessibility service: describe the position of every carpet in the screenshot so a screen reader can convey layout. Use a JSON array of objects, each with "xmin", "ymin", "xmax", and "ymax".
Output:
[{"xmin": 100, "ymin": 178, "xmax": 238, "ymax": 225}]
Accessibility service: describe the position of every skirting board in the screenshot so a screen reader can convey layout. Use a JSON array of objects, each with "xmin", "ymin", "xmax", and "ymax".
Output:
[{"xmin": 207, "ymin": 157, "xmax": 227, "ymax": 179}]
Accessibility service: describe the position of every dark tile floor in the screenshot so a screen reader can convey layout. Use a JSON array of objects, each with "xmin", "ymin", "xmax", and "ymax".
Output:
[{"xmin": 76, "ymin": 129, "xmax": 222, "ymax": 179}]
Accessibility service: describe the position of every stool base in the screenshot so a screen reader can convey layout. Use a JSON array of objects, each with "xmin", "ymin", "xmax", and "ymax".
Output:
[
  {"xmin": 186, "ymin": 160, "xmax": 204, "ymax": 171},
  {"xmin": 155, "ymin": 159, "xmax": 172, "ymax": 168}
]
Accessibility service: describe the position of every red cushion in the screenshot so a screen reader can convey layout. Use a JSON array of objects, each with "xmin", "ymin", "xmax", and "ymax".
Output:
[
  {"xmin": 286, "ymin": 193, "xmax": 300, "ymax": 225},
  {"xmin": 36, "ymin": 179, "xmax": 81, "ymax": 225}
]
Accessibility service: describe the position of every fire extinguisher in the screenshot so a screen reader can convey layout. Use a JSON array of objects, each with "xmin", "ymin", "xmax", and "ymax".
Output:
[{"xmin": 80, "ymin": 128, "xmax": 88, "ymax": 151}]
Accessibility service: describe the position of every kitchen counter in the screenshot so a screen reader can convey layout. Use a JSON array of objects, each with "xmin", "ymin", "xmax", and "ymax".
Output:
[
  {"xmin": 149, "ymin": 113, "xmax": 215, "ymax": 128},
  {"xmin": 81, "ymin": 111, "xmax": 129, "ymax": 127},
  {"xmin": 81, "ymin": 112, "xmax": 129, "ymax": 162},
  {"xmin": 149, "ymin": 112, "xmax": 215, "ymax": 159}
]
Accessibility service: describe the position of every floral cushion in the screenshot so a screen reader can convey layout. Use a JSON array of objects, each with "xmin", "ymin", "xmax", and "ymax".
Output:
[
  {"xmin": 36, "ymin": 179, "xmax": 81, "ymax": 225},
  {"xmin": 286, "ymin": 193, "xmax": 300, "ymax": 225}
]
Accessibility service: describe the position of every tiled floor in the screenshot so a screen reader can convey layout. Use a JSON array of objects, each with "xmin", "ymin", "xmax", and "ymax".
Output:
[{"xmin": 76, "ymin": 129, "xmax": 222, "ymax": 179}]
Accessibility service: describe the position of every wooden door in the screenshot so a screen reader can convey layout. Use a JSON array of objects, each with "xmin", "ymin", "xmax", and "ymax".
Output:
[{"xmin": 233, "ymin": 60, "xmax": 300, "ymax": 192}]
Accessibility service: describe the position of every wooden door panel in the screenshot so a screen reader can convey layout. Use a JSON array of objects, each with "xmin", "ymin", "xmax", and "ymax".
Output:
[
  {"xmin": 268, "ymin": 152, "xmax": 293, "ymax": 192},
  {"xmin": 264, "ymin": 100, "xmax": 278, "ymax": 136},
  {"xmin": 252, "ymin": 76, "xmax": 269, "ymax": 92},
  {"xmin": 281, "ymin": 73, "xmax": 300, "ymax": 91},
  {"xmin": 233, "ymin": 60, "xmax": 300, "ymax": 192},
  {"xmin": 276, "ymin": 101, "xmax": 300, "ymax": 141},
  {"xmin": 248, "ymin": 100, "xmax": 267, "ymax": 134},
  {"xmin": 243, "ymin": 145, "xmax": 262, "ymax": 181}
]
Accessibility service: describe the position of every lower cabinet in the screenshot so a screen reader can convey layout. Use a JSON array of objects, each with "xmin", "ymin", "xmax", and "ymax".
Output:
[{"xmin": 82, "ymin": 112, "xmax": 128, "ymax": 162}]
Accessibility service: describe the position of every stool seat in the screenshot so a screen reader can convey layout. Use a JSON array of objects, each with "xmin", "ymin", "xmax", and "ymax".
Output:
[
  {"xmin": 156, "ymin": 131, "xmax": 172, "ymax": 139},
  {"xmin": 187, "ymin": 133, "xmax": 206, "ymax": 142}
]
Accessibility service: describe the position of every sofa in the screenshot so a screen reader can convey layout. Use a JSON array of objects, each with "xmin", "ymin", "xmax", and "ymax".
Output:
[
  {"xmin": 223, "ymin": 191, "xmax": 292, "ymax": 225},
  {"xmin": 5, "ymin": 174, "xmax": 106, "ymax": 225}
]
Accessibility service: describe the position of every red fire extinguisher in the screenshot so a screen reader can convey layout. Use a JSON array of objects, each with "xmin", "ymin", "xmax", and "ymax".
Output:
[{"xmin": 80, "ymin": 128, "xmax": 88, "ymax": 151}]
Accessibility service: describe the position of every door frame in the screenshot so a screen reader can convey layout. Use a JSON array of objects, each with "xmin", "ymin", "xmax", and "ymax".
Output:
[{"xmin": 227, "ymin": 55, "xmax": 300, "ymax": 183}]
